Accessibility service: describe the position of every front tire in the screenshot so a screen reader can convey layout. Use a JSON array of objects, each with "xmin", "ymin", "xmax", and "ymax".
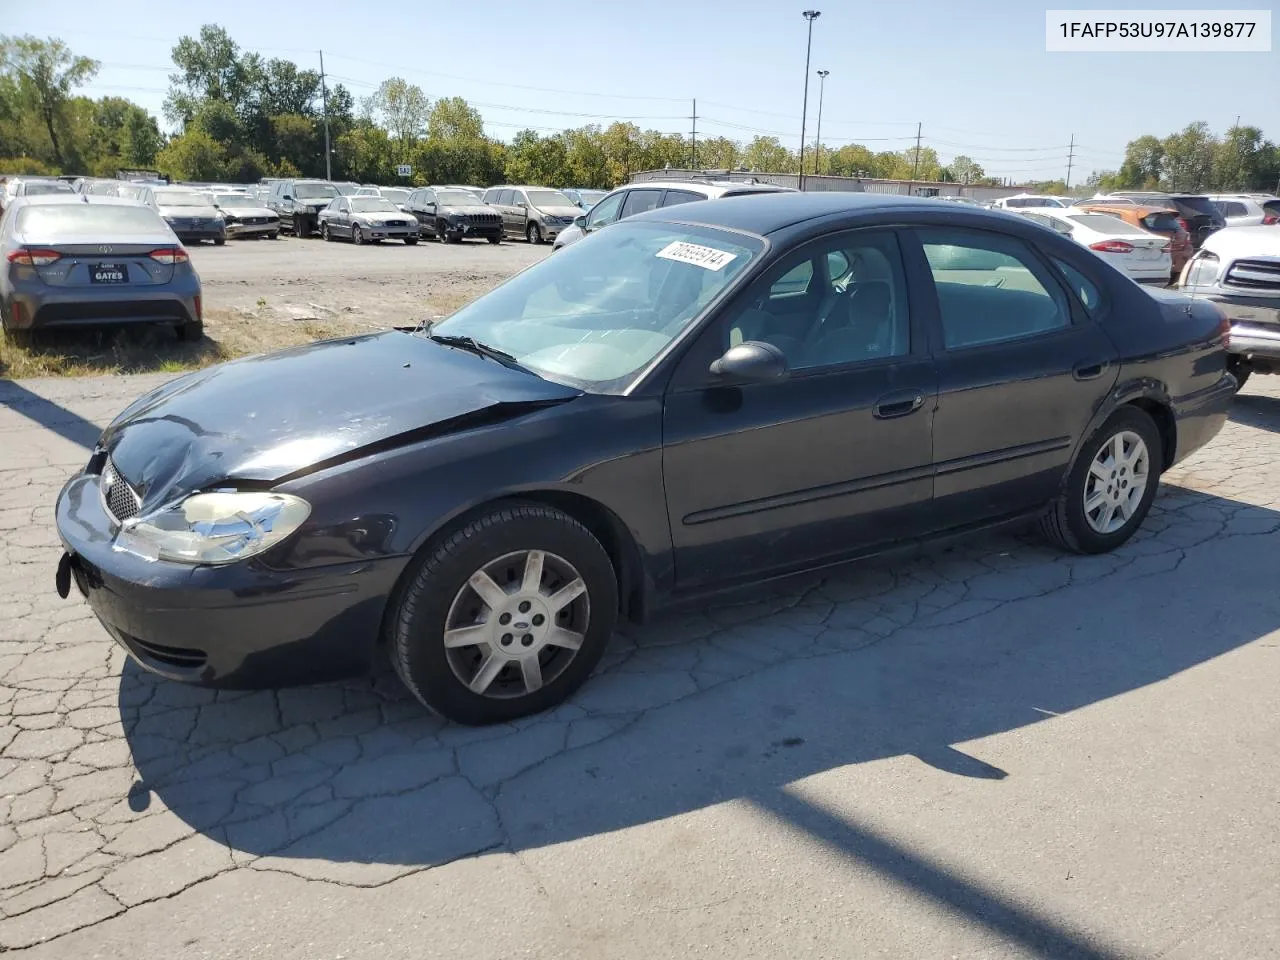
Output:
[
  {"xmin": 487, "ymin": 235, "xmax": 501, "ymax": 245},
  {"xmin": 352, "ymin": 225, "xmax": 364, "ymax": 245},
  {"xmin": 526, "ymin": 222, "xmax": 543, "ymax": 245},
  {"xmin": 437, "ymin": 219, "xmax": 450, "ymax": 243},
  {"xmin": 320, "ymin": 223, "xmax": 331, "ymax": 242},
  {"xmin": 1039, "ymin": 406, "xmax": 1162, "ymax": 554},
  {"xmin": 389, "ymin": 503, "xmax": 618, "ymax": 725},
  {"xmin": 404, "ymin": 236, "xmax": 418, "ymax": 245},
  {"xmin": 214, "ymin": 236, "xmax": 226, "ymax": 246}
]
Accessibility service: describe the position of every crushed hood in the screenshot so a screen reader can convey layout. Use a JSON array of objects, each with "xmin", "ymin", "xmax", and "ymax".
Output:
[{"xmin": 101, "ymin": 331, "xmax": 580, "ymax": 508}]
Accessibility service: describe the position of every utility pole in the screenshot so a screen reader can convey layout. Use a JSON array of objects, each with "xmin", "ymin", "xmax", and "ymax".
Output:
[
  {"xmin": 909, "ymin": 122, "xmax": 922, "ymax": 193},
  {"xmin": 318, "ymin": 51, "xmax": 332, "ymax": 181},
  {"xmin": 814, "ymin": 70, "xmax": 829, "ymax": 178},
  {"xmin": 798, "ymin": 10, "xmax": 821, "ymax": 191},
  {"xmin": 691, "ymin": 99, "xmax": 697, "ymax": 171},
  {"xmin": 1065, "ymin": 133, "xmax": 1075, "ymax": 190}
]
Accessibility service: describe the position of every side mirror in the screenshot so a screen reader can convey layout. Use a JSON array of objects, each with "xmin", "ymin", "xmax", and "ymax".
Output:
[
  {"xmin": 283, "ymin": 195, "xmax": 293, "ymax": 202},
  {"xmin": 573, "ymin": 215, "xmax": 586, "ymax": 228},
  {"xmin": 516, "ymin": 201, "xmax": 527, "ymax": 208},
  {"xmin": 709, "ymin": 341, "xmax": 789, "ymax": 383}
]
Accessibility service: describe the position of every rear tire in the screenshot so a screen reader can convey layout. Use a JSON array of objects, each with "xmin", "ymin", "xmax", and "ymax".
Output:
[
  {"xmin": 268, "ymin": 232, "xmax": 279, "ymax": 240},
  {"xmin": 6, "ymin": 328, "xmax": 32, "ymax": 348},
  {"xmin": 1039, "ymin": 406, "xmax": 1162, "ymax": 555},
  {"xmin": 1228, "ymin": 357, "xmax": 1251, "ymax": 392},
  {"xmin": 176, "ymin": 319, "xmax": 203, "ymax": 342},
  {"xmin": 214, "ymin": 236, "xmax": 226, "ymax": 246},
  {"xmin": 388, "ymin": 502, "xmax": 618, "ymax": 725}
]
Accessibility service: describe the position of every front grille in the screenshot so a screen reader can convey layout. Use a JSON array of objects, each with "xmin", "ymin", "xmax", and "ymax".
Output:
[
  {"xmin": 468, "ymin": 214, "xmax": 500, "ymax": 226},
  {"xmin": 1226, "ymin": 258, "xmax": 1280, "ymax": 292},
  {"xmin": 385, "ymin": 220, "xmax": 407, "ymax": 227},
  {"xmin": 101, "ymin": 457, "xmax": 141, "ymax": 524},
  {"xmin": 127, "ymin": 635, "xmax": 207, "ymax": 670}
]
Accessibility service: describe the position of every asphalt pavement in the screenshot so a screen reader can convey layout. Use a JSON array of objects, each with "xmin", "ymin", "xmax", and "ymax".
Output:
[{"xmin": 1, "ymin": 373, "xmax": 1279, "ymax": 959}]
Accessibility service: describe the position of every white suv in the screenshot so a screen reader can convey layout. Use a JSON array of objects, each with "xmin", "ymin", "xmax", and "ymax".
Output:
[
  {"xmin": 1180, "ymin": 225, "xmax": 1280, "ymax": 389},
  {"xmin": 1205, "ymin": 194, "xmax": 1280, "ymax": 227},
  {"xmin": 552, "ymin": 180, "xmax": 794, "ymax": 250}
]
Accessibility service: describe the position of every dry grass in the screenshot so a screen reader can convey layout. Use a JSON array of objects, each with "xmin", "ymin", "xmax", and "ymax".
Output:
[
  {"xmin": 1, "ymin": 310, "xmax": 394, "ymax": 380},
  {"xmin": 0, "ymin": 285, "xmax": 486, "ymax": 380}
]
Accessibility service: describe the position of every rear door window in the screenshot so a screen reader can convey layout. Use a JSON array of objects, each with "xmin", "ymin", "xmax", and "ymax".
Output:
[
  {"xmin": 661, "ymin": 190, "xmax": 704, "ymax": 207},
  {"xmin": 1141, "ymin": 211, "xmax": 1180, "ymax": 232},
  {"xmin": 619, "ymin": 189, "xmax": 664, "ymax": 219}
]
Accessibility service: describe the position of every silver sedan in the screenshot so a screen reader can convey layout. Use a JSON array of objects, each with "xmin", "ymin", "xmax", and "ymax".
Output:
[{"xmin": 0, "ymin": 195, "xmax": 203, "ymax": 345}]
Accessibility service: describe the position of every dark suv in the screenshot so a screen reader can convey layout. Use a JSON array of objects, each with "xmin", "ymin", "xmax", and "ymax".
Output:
[
  {"xmin": 1105, "ymin": 192, "xmax": 1226, "ymax": 249},
  {"xmin": 405, "ymin": 187, "xmax": 503, "ymax": 243}
]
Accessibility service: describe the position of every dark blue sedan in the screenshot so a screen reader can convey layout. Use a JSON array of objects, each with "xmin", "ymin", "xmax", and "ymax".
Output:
[{"xmin": 54, "ymin": 193, "xmax": 1236, "ymax": 724}]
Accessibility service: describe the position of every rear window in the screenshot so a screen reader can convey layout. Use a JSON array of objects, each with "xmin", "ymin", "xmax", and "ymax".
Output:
[
  {"xmin": 1171, "ymin": 196, "xmax": 1221, "ymax": 219},
  {"xmin": 15, "ymin": 204, "xmax": 168, "ymax": 236},
  {"xmin": 1141, "ymin": 212, "xmax": 1180, "ymax": 232},
  {"xmin": 1265, "ymin": 200, "xmax": 1280, "ymax": 217},
  {"xmin": 1066, "ymin": 213, "xmax": 1138, "ymax": 235},
  {"xmin": 22, "ymin": 182, "xmax": 74, "ymax": 196}
]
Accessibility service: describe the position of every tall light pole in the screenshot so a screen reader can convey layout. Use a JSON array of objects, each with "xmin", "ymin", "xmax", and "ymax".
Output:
[
  {"xmin": 798, "ymin": 10, "xmax": 821, "ymax": 191},
  {"xmin": 814, "ymin": 69, "xmax": 829, "ymax": 178}
]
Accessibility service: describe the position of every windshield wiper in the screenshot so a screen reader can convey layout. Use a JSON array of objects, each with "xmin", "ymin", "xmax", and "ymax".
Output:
[{"xmin": 428, "ymin": 333, "xmax": 530, "ymax": 372}]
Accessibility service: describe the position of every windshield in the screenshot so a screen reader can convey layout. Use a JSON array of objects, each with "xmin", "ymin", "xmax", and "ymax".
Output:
[
  {"xmin": 295, "ymin": 183, "xmax": 339, "ymax": 199},
  {"xmin": 526, "ymin": 190, "xmax": 574, "ymax": 208},
  {"xmin": 23, "ymin": 181, "xmax": 73, "ymax": 196},
  {"xmin": 1172, "ymin": 195, "xmax": 1223, "ymax": 219},
  {"xmin": 16, "ymin": 204, "xmax": 167, "ymax": 236},
  {"xmin": 334, "ymin": 182, "xmax": 361, "ymax": 195},
  {"xmin": 215, "ymin": 193, "xmax": 255, "ymax": 207},
  {"xmin": 428, "ymin": 220, "xmax": 761, "ymax": 390},
  {"xmin": 154, "ymin": 190, "xmax": 209, "ymax": 207},
  {"xmin": 380, "ymin": 188, "xmax": 410, "ymax": 203},
  {"xmin": 1141, "ymin": 212, "xmax": 1180, "ymax": 232},
  {"xmin": 436, "ymin": 190, "xmax": 480, "ymax": 205},
  {"xmin": 350, "ymin": 198, "xmax": 399, "ymax": 213}
]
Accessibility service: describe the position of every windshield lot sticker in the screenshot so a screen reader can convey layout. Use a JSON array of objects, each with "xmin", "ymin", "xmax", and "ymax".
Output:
[{"xmin": 656, "ymin": 241, "xmax": 738, "ymax": 271}]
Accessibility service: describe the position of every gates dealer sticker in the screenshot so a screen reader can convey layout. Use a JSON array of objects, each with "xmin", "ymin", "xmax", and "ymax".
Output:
[{"xmin": 656, "ymin": 241, "xmax": 738, "ymax": 271}]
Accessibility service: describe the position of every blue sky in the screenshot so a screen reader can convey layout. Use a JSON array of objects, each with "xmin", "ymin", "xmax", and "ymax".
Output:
[{"xmin": 9, "ymin": 0, "xmax": 1277, "ymax": 182}]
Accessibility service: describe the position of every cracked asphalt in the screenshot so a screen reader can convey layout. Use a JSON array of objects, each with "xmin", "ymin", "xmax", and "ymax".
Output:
[{"xmin": 2, "ymin": 373, "xmax": 1280, "ymax": 959}]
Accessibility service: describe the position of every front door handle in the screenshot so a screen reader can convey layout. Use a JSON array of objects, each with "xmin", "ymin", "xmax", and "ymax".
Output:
[
  {"xmin": 874, "ymin": 390, "xmax": 925, "ymax": 419},
  {"xmin": 1073, "ymin": 361, "xmax": 1107, "ymax": 381}
]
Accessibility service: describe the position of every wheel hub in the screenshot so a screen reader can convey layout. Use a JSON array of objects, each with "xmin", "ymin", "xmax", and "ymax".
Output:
[{"xmin": 1083, "ymin": 429, "xmax": 1150, "ymax": 535}]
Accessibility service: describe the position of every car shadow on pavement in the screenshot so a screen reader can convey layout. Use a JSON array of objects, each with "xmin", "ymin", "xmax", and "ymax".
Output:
[
  {"xmin": 116, "ymin": 481, "xmax": 1280, "ymax": 956},
  {"xmin": 0, "ymin": 377, "xmax": 106, "ymax": 449},
  {"xmin": 1230, "ymin": 391, "xmax": 1280, "ymax": 432}
]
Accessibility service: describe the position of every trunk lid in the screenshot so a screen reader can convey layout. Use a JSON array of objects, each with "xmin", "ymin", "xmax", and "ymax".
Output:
[{"xmin": 24, "ymin": 243, "xmax": 176, "ymax": 286}]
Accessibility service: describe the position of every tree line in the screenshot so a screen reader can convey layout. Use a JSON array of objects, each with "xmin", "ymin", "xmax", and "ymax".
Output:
[{"xmin": 2, "ymin": 28, "xmax": 1277, "ymax": 196}]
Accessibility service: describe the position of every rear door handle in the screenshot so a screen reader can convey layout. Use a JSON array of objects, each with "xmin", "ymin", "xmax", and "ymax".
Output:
[
  {"xmin": 1073, "ymin": 361, "xmax": 1107, "ymax": 381},
  {"xmin": 874, "ymin": 390, "xmax": 925, "ymax": 419}
]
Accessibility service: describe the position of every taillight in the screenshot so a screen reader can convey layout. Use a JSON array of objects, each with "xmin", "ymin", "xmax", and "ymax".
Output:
[
  {"xmin": 1090, "ymin": 240, "xmax": 1134, "ymax": 253},
  {"xmin": 148, "ymin": 247, "xmax": 189, "ymax": 264},
  {"xmin": 1177, "ymin": 218, "xmax": 1191, "ymax": 233},
  {"xmin": 1263, "ymin": 215, "xmax": 1279, "ymax": 226},
  {"xmin": 193, "ymin": 295, "xmax": 202, "ymax": 321},
  {"xmin": 6, "ymin": 248, "xmax": 61, "ymax": 266},
  {"xmin": 1160, "ymin": 241, "xmax": 1171, "ymax": 252}
]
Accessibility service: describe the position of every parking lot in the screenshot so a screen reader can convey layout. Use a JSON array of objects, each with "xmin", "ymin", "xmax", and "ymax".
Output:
[{"xmin": 2, "ymin": 361, "xmax": 1279, "ymax": 956}]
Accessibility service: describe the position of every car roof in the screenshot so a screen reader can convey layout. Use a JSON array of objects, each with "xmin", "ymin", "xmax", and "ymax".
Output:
[
  {"xmin": 623, "ymin": 180, "xmax": 793, "ymax": 199},
  {"xmin": 630, "ymin": 190, "xmax": 998, "ymax": 236},
  {"xmin": 1077, "ymin": 201, "xmax": 1176, "ymax": 214},
  {"xmin": 12, "ymin": 194, "xmax": 144, "ymax": 207}
]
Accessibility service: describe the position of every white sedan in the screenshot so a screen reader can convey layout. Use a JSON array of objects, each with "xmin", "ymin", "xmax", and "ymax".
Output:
[{"xmin": 1018, "ymin": 209, "xmax": 1171, "ymax": 284}]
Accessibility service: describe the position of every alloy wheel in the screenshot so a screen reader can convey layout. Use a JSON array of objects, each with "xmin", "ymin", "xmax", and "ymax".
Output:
[
  {"xmin": 1083, "ymin": 430, "xmax": 1150, "ymax": 534},
  {"xmin": 353, "ymin": 225, "xmax": 364, "ymax": 245},
  {"xmin": 443, "ymin": 549, "xmax": 590, "ymax": 699},
  {"xmin": 527, "ymin": 223, "xmax": 541, "ymax": 244}
]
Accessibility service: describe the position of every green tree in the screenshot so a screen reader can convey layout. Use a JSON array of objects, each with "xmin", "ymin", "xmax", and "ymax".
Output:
[
  {"xmin": 1116, "ymin": 134, "xmax": 1164, "ymax": 187},
  {"xmin": 945, "ymin": 155, "xmax": 985, "ymax": 184},
  {"xmin": 1213, "ymin": 125, "xmax": 1273, "ymax": 191},
  {"xmin": 741, "ymin": 136, "xmax": 794, "ymax": 172},
  {"xmin": 427, "ymin": 96, "xmax": 485, "ymax": 142},
  {"xmin": 373, "ymin": 78, "xmax": 429, "ymax": 158},
  {"xmin": 0, "ymin": 35, "xmax": 98, "ymax": 168},
  {"xmin": 1162, "ymin": 122, "xmax": 1216, "ymax": 191},
  {"xmin": 156, "ymin": 128, "xmax": 230, "ymax": 180},
  {"xmin": 505, "ymin": 130, "xmax": 570, "ymax": 185},
  {"xmin": 165, "ymin": 25, "xmax": 254, "ymax": 126},
  {"xmin": 697, "ymin": 136, "xmax": 739, "ymax": 171}
]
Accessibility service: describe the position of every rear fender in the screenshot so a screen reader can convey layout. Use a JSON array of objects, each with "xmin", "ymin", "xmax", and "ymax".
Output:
[{"xmin": 1059, "ymin": 377, "xmax": 1175, "ymax": 490}]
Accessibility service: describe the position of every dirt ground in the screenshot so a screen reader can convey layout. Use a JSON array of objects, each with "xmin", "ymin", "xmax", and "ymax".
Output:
[{"xmin": 0, "ymin": 235, "xmax": 549, "ymax": 378}]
